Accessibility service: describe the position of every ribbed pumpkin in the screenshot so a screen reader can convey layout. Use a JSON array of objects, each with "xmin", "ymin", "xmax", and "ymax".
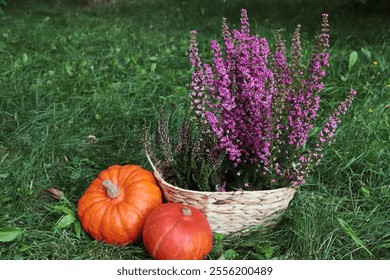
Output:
[
  {"xmin": 77, "ymin": 164, "xmax": 162, "ymax": 245},
  {"xmin": 142, "ymin": 203, "xmax": 213, "ymax": 260}
]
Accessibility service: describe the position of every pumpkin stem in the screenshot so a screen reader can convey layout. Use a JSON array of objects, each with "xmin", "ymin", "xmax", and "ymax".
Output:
[
  {"xmin": 182, "ymin": 206, "xmax": 192, "ymax": 216},
  {"xmin": 102, "ymin": 180, "xmax": 120, "ymax": 199}
]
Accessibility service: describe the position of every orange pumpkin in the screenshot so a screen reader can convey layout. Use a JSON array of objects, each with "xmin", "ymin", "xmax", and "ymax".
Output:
[
  {"xmin": 142, "ymin": 203, "xmax": 213, "ymax": 260},
  {"xmin": 77, "ymin": 164, "xmax": 162, "ymax": 245}
]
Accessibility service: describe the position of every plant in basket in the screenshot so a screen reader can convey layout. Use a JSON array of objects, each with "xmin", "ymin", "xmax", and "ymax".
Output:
[{"xmin": 144, "ymin": 9, "xmax": 356, "ymax": 234}]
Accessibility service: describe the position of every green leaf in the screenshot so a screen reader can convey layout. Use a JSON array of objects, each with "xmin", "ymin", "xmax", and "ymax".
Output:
[
  {"xmin": 79, "ymin": 60, "xmax": 87, "ymax": 68},
  {"xmin": 148, "ymin": 56, "xmax": 159, "ymax": 61},
  {"xmin": 348, "ymin": 51, "xmax": 358, "ymax": 71},
  {"xmin": 0, "ymin": 227, "xmax": 23, "ymax": 242},
  {"xmin": 55, "ymin": 214, "xmax": 75, "ymax": 230},
  {"xmin": 360, "ymin": 47, "xmax": 371, "ymax": 60},
  {"xmin": 18, "ymin": 243, "xmax": 30, "ymax": 252},
  {"xmin": 22, "ymin": 53, "xmax": 29, "ymax": 63},
  {"xmin": 70, "ymin": 170, "xmax": 82, "ymax": 181},
  {"xmin": 214, "ymin": 233, "xmax": 224, "ymax": 242},
  {"xmin": 260, "ymin": 244, "xmax": 274, "ymax": 259},
  {"xmin": 340, "ymin": 74, "xmax": 348, "ymax": 82},
  {"xmin": 361, "ymin": 187, "xmax": 371, "ymax": 198},
  {"xmin": 218, "ymin": 249, "xmax": 238, "ymax": 260},
  {"xmin": 13, "ymin": 58, "xmax": 22, "ymax": 69},
  {"xmin": 337, "ymin": 218, "xmax": 373, "ymax": 256},
  {"xmin": 150, "ymin": 63, "xmax": 157, "ymax": 72},
  {"xmin": 373, "ymin": 242, "xmax": 390, "ymax": 251},
  {"xmin": 0, "ymin": 173, "xmax": 9, "ymax": 179},
  {"xmin": 74, "ymin": 221, "xmax": 82, "ymax": 239},
  {"xmin": 65, "ymin": 61, "xmax": 74, "ymax": 76},
  {"xmin": 54, "ymin": 205, "xmax": 75, "ymax": 216},
  {"xmin": 50, "ymin": 42, "xmax": 57, "ymax": 51}
]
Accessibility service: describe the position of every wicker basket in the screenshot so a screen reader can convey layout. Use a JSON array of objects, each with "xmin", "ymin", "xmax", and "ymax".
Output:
[{"xmin": 146, "ymin": 154, "xmax": 296, "ymax": 234}]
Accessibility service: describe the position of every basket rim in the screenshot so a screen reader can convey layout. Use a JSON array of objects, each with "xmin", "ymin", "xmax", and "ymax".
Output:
[{"xmin": 146, "ymin": 152, "xmax": 297, "ymax": 197}]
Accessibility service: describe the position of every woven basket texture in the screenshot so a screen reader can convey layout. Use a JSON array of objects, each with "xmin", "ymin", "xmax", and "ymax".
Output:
[{"xmin": 147, "ymin": 155, "xmax": 296, "ymax": 234}]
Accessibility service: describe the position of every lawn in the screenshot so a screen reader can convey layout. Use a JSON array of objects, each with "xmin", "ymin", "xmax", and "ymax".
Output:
[{"xmin": 0, "ymin": 0, "xmax": 389, "ymax": 260}]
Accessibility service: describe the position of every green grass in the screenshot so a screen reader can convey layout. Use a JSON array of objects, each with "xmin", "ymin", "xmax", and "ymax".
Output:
[{"xmin": 1, "ymin": 0, "xmax": 389, "ymax": 260}]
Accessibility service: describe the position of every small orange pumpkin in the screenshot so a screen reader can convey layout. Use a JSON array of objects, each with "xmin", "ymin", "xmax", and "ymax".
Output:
[
  {"xmin": 77, "ymin": 164, "xmax": 162, "ymax": 245},
  {"xmin": 142, "ymin": 203, "xmax": 213, "ymax": 260}
]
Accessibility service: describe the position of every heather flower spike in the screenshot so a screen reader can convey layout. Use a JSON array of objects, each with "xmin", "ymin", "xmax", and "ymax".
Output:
[
  {"xmin": 315, "ymin": 89, "xmax": 357, "ymax": 161},
  {"xmin": 189, "ymin": 30, "xmax": 207, "ymax": 117},
  {"xmin": 291, "ymin": 24, "xmax": 302, "ymax": 73}
]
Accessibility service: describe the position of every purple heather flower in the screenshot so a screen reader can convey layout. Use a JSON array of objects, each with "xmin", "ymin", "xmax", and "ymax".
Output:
[
  {"xmin": 188, "ymin": 9, "xmax": 356, "ymax": 190},
  {"xmin": 286, "ymin": 13, "xmax": 330, "ymax": 149},
  {"xmin": 315, "ymin": 89, "xmax": 357, "ymax": 162},
  {"xmin": 220, "ymin": 181, "xmax": 227, "ymax": 192},
  {"xmin": 274, "ymin": 30, "xmax": 292, "ymax": 86},
  {"xmin": 291, "ymin": 24, "xmax": 302, "ymax": 71},
  {"xmin": 189, "ymin": 30, "xmax": 207, "ymax": 117}
]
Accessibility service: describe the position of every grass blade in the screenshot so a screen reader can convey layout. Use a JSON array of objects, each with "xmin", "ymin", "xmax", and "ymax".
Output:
[{"xmin": 337, "ymin": 218, "xmax": 373, "ymax": 257}]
